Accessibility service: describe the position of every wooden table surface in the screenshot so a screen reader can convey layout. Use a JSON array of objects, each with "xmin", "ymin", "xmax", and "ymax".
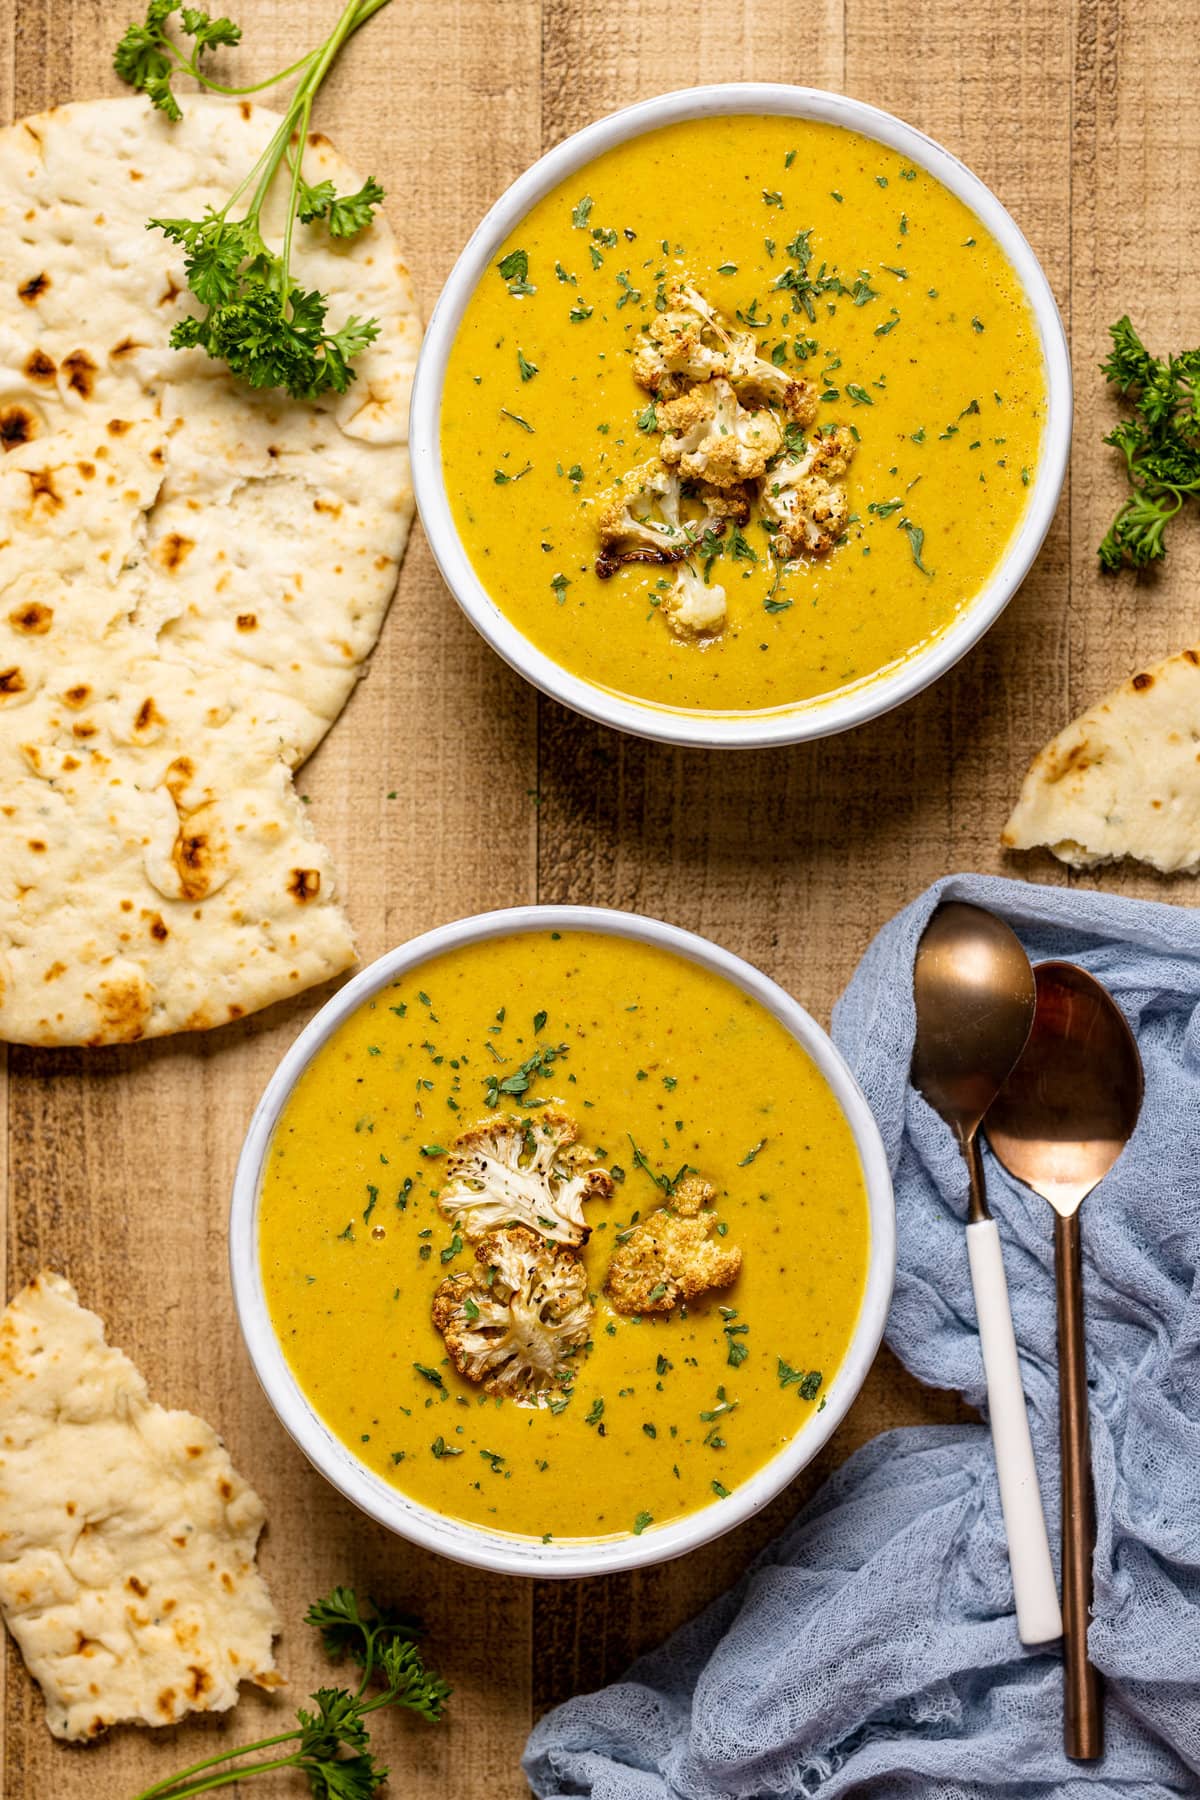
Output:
[{"xmin": 2, "ymin": 0, "xmax": 1197, "ymax": 1793}]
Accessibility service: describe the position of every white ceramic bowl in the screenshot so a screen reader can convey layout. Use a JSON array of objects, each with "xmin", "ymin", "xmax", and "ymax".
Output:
[
  {"xmin": 230, "ymin": 906, "xmax": 895, "ymax": 1578},
  {"xmin": 411, "ymin": 82, "xmax": 1071, "ymax": 749}
]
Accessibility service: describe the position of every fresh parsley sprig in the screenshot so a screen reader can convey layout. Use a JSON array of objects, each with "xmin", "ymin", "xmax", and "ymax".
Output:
[
  {"xmin": 115, "ymin": 1, "xmax": 391, "ymax": 399},
  {"xmin": 1098, "ymin": 315, "xmax": 1200, "ymax": 570},
  {"xmin": 128, "ymin": 1588, "xmax": 449, "ymax": 1800}
]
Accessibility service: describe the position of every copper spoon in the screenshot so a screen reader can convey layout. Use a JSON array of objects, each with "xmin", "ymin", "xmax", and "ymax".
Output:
[
  {"xmin": 912, "ymin": 902, "xmax": 1062, "ymax": 1645},
  {"xmin": 984, "ymin": 962, "xmax": 1144, "ymax": 1762}
]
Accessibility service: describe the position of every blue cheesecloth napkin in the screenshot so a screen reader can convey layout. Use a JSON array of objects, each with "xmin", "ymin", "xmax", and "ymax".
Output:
[{"xmin": 524, "ymin": 874, "xmax": 1200, "ymax": 1799}]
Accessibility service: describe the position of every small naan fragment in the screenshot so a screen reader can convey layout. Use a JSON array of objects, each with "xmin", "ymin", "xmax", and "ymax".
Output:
[
  {"xmin": 0, "ymin": 1272, "xmax": 279, "ymax": 1741},
  {"xmin": 1003, "ymin": 645, "xmax": 1200, "ymax": 873}
]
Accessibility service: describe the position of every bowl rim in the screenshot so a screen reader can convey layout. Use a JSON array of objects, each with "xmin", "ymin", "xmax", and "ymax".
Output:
[
  {"xmin": 409, "ymin": 80, "xmax": 1072, "ymax": 749},
  {"xmin": 229, "ymin": 905, "xmax": 896, "ymax": 1578}
]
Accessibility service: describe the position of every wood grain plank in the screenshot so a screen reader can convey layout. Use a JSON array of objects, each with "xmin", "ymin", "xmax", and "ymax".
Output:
[
  {"xmin": 1, "ymin": 1, "xmax": 541, "ymax": 1796},
  {"xmin": 1059, "ymin": 0, "xmax": 1200, "ymax": 906}
]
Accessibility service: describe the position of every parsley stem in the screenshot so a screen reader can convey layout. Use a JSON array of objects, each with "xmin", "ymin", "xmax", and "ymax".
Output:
[
  {"xmin": 129, "ymin": 1733, "xmax": 305, "ymax": 1799},
  {"xmin": 156, "ymin": 37, "xmax": 322, "ymax": 97},
  {"xmin": 243, "ymin": 0, "xmax": 384, "ymax": 275},
  {"xmin": 279, "ymin": 86, "xmax": 315, "ymax": 297},
  {"xmin": 130, "ymin": 1752, "xmax": 302, "ymax": 1800}
]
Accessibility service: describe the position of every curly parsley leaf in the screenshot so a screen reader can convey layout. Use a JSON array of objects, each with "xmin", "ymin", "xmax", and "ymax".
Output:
[
  {"xmin": 299, "ymin": 174, "xmax": 386, "ymax": 238},
  {"xmin": 1097, "ymin": 315, "xmax": 1200, "ymax": 570},
  {"xmin": 117, "ymin": 0, "xmax": 388, "ymax": 399},
  {"xmin": 114, "ymin": 2, "xmax": 242, "ymax": 120}
]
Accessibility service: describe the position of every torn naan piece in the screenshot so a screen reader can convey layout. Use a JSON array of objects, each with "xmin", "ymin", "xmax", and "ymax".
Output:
[
  {"xmin": 0, "ymin": 98, "xmax": 421, "ymax": 1043},
  {"xmin": 1003, "ymin": 646, "xmax": 1200, "ymax": 872},
  {"xmin": 0, "ymin": 1272, "xmax": 279, "ymax": 1742}
]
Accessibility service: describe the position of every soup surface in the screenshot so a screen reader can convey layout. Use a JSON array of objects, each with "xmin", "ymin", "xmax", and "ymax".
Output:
[
  {"xmin": 441, "ymin": 115, "xmax": 1045, "ymax": 715},
  {"xmin": 259, "ymin": 931, "xmax": 870, "ymax": 1542}
]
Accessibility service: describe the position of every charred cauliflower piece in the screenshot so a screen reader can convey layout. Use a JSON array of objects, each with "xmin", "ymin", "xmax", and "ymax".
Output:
[
  {"xmin": 632, "ymin": 286, "xmax": 732, "ymax": 398},
  {"xmin": 633, "ymin": 282, "xmax": 818, "ymax": 425},
  {"xmin": 594, "ymin": 462, "xmax": 750, "ymax": 579},
  {"xmin": 433, "ymin": 1226, "xmax": 592, "ymax": 1402},
  {"xmin": 595, "ymin": 461, "xmax": 693, "ymax": 577},
  {"xmin": 726, "ymin": 341, "xmax": 819, "ymax": 425},
  {"xmin": 605, "ymin": 1173, "xmax": 742, "ymax": 1315},
  {"xmin": 658, "ymin": 380, "xmax": 783, "ymax": 488},
  {"xmin": 761, "ymin": 426, "xmax": 856, "ymax": 560},
  {"xmin": 663, "ymin": 564, "xmax": 727, "ymax": 639},
  {"xmin": 439, "ymin": 1111, "xmax": 613, "ymax": 1247}
]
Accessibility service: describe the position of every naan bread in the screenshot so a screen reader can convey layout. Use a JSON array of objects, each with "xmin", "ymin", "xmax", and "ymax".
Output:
[
  {"xmin": 0, "ymin": 98, "xmax": 421, "ymax": 1043},
  {"xmin": 1003, "ymin": 646, "xmax": 1200, "ymax": 872},
  {"xmin": 0, "ymin": 1272, "xmax": 279, "ymax": 1741}
]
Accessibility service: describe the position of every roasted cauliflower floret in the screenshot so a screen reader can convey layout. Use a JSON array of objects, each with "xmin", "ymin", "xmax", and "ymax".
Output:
[
  {"xmin": 433, "ymin": 1225, "xmax": 592, "ymax": 1402},
  {"xmin": 438, "ymin": 1111, "xmax": 614, "ymax": 1247},
  {"xmin": 595, "ymin": 461, "xmax": 693, "ymax": 577},
  {"xmin": 725, "ymin": 341, "xmax": 819, "ymax": 425},
  {"xmin": 658, "ymin": 379, "xmax": 783, "ymax": 488},
  {"xmin": 663, "ymin": 564, "xmax": 727, "ymax": 639},
  {"xmin": 632, "ymin": 286, "xmax": 731, "ymax": 397},
  {"xmin": 605, "ymin": 1173, "xmax": 742, "ymax": 1315},
  {"xmin": 761, "ymin": 426, "xmax": 856, "ymax": 560},
  {"xmin": 594, "ymin": 462, "xmax": 750, "ymax": 578}
]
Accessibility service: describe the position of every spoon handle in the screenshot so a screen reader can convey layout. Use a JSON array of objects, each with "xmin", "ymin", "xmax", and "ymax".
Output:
[
  {"xmin": 966, "ymin": 1214, "xmax": 1062, "ymax": 1645},
  {"xmin": 1056, "ymin": 1209, "xmax": 1104, "ymax": 1760}
]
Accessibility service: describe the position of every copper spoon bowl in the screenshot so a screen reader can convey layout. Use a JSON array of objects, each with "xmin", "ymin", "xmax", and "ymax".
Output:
[{"xmin": 984, "ymin": 962, "xmax": 1144, "ymax": 1762}]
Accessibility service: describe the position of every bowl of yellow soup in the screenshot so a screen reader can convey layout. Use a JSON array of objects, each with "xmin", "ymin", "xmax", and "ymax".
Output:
[
  {"xmin": 230, "ymin": 907, "xmax": 894, "ymax": 1575},
  {"xmin": 411, "ymin": 85, "xmax": 1070, "ymax": 747}
]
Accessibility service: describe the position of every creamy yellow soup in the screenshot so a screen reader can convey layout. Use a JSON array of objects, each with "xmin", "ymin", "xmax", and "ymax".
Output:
[
  {"xmin": 259, "ymin": 932, "xmax": 869, "ymax": 1542},
  {"xmin": 441, "ymin": 115, "xmax": 1045, "ymax": 714}
]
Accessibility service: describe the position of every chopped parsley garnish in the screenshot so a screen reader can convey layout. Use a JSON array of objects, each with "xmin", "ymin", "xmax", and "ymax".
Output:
[
  {"xmin": 779, "ymin": 1360, "xmax": 824, "ymax": 1401},
  {"xmin": 901, "ymin": 520, "xmax": 933, "ymax": 575},
  {"xmin": 497, "ymin": 247, "xmax": 533, "ymax": 294},
  {"xmin": 517, "ymin": 348, "xmax": 538, "ymax": 381}
]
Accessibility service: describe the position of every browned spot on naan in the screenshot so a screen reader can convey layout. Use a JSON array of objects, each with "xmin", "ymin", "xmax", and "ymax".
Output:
[
  {"xmin": 8, "ymin": 603, "xmax": 52, "ymax": 635},
  {"xmin": 27, "ymin": 468, "xmax": 61, "ymax": 510},
  {"xmin": 62, "ymin": 350, "xmax": 97, "ymax": 399},
  {"xmin": 1, "ymin": 407, "xmax": 37, "ymax": 451},
  {"xmin": 288, "ymin": 868, "xmax": 321, "ymax": 902},
  {"xmin": 157, "ymin": 532, "xmax": 194, "ymax": 572},
  {"xmin": 23, "ymin": 348, "xmax": 56, "ymax": 383}
]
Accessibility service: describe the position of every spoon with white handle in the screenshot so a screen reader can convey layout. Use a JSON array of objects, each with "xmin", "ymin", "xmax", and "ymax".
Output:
[{"xmin": 912, "ymin": 902, "xmax": 1062, "ymax": 1646}]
